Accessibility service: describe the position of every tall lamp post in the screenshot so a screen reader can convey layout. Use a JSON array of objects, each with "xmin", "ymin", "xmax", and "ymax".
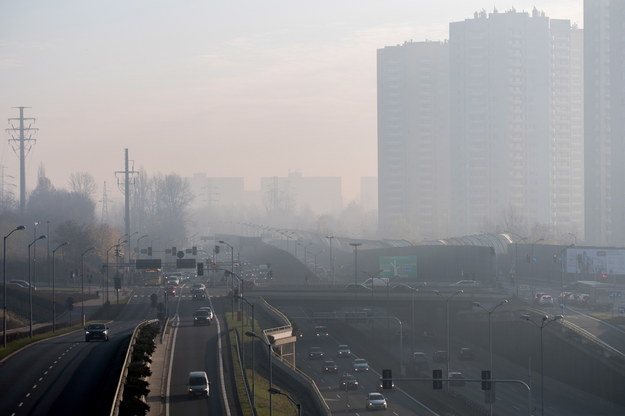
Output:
[
  {"xmin": 219, "ymin": 240, "xmax": 235, "ymax": 313},
  {"xmin": 239, "ymin": 297, "xmax": 256, "ymax": 409},
  {"xmin": 474, "ymin": 299, "xmax": 508, "ymax": 416},
  {"xmin": 106, "ymin": 243, "xmax": 120, "ymax": 304},
  {"xmin": 434, "ymin": 289, "xmax": 463, "ymax": 385},
  {"xmin": 529, "ymin": 238, "xmax": 544, "ymax": 279},
  {"xmin": 268, "ymin": 387, "xmax": 301, "ymax": 416},
  {"xmin": 246, "ymin": 331, "xmax": 274, "ymax": 416},
  {"xmin": 559, "ymin": 244, "xmax": 574, "ymax": 316},
  {"xmin": 349, "ymin": 243, "xmax": 362, "ymax": 285},
  {"xmin": 29, "ymin": 234, "xmax": 46, "ymax": 338},
  {"xmin": 521, "ymin": 313, "xmax": 563, "ymax": 416},
  {"xmin": 3, "ymin": 225, "xmax": 25, "ymax": 347},
  {"xmin": 52, "ymin": 241, "xmax": 68, "ymax": 333},
  {"xmin": 81, "ymin": 246, "xmax": 96, "ymax": 327},
  {"xmin": 325, "ymin": 235, "xmax": 335, "ymax": 285}
]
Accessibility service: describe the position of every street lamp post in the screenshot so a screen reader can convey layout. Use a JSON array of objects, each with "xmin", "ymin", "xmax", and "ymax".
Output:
[
  {"xmin": 81, "ymin": 246, "xmax": 96, "ymax": 327},
  {"xmin": 246, "ymin": 331, "xmax": 274, "ymax": 416},
  {"xmin": 529, "ymin": 238, "xmax": 544, "ymax": 280},
  {"xmin": 239, "ymin": 297, "xmax": 256, "ymax": 409},
  {"xmin": 325, "ymin": 235, "xmax": 335, "ymax": 285},
  {"xmin": 52, "ymin": 241, "xmax": 68, "ymax": 333},
  {"xmin": 474, "ymin": 299, "xmax": 509, "ymax": 416},
  {"xmin": 268, "ymin": 387, "xmax": 301, "ymax": 416},
  {"xmin": 3, "ymin": 225, "xmax": 25, "ymax": 347},
  {"xmin": 434, "ymin": 289, "xmax": 463, "ymax": 386},
  {"xmin": 513, "ymin": 236, "xmax": 527, "ymax": 296},
  {"xmin": 521, "ymin": 313, "xmax": 563, "ymax": 416},
  {"xmin": 29, "ymin": 234, "xmax": 46, "ymax": 338},
  {"xmin": 106, "ymin": 243, "xmax": 119, "ymax": 304},
  {"xmin": 219, "ymin": 240, "xmax": 235, "ymax": 314},
  {"xmin": 136, "ymin": 234, "xmax": 149, "ymax": 259},
  {"xmin": 559, "ymin": 244, "xmax": 574, "ymax": 316},
  {"xmin": 349, "ymin": 243, "xmax": 362, "ymax": 286}
]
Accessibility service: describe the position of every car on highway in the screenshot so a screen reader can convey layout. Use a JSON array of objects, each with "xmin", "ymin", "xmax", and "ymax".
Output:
[
  {"xmin": 165, "ymin": 286, "xmax": 176, "ymax": 296},
  {"xmin": 337, "ymin": 344, "xmax": 352, "ymax": 358},
  {"xmin": 433, "ymin": 350, "xmax": 448, "ymax": 363},
  {"xmin": 458, "ymin": 347, "xmax": 475, "ymax": 361},
  {"xmin": 322, "ymin": 360, "xmax": 338, "ymax": 373},
  {"xmin": 344, "ymin": 283, "xmax": 372, "ymax": 292},
  {"xmin": 192, "ymin": 289, "xmax": 207, "ymax": 300},
  {"xmin": 448, "ymin": 371, "xmax": 466, "ymax": 386},
  {"xmin": 192, "ymin": 283, "xmax": 206, "ymax": 291},
  {"xmin": 187, "ymin": 371, "xmax": 210, "ymax": 397},
  {"xmin": 538, "ymin": 295, "xmax": 555, "ymax": 306},
  {"xmin": 199, "ymin": 306, "xmax": 214, "ymax": 320},
  {"xmin": 314, "ymin": 325, "xmax": 329, "ymax": 337},
  {"xmin": 377, "ymin": 377, "xmax": 395, "ymax": 390},
  {"xmin": 533, "ymin": 292, "xmax": 547, "ymax": 304},
  {"xmin": 339, "ymin": 373, "xmax": 359, "ymax": 390},
  {"xmin": 308, "ymin": 347, "xmax": 324, "ymax": 359},
  {"xmin": 352, "ymin": 358, "xmax": 370, "ymax": 372},
  {"xmin": 454, "ymin": 279, "xmax": 479, "ymax": 287},
  {"xmin": 10, "ymin": 279, "xmax": 36, "ymax": 290},
  {"xmin": 193, "ymin": 309, "xmax": 211, "ymax": 325},
  {"xmin": 366, "ymin": 392, "xmax": 388, "ymax": 410},
  {"xmin": 85, "ymin": 323, "xmax": 109, "ymax": 342}
]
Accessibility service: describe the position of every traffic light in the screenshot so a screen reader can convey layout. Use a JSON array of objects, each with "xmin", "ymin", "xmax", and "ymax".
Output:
[
  {"xmin": 214, "ymin": 245, "xmax": 220, "ymax": 254},
  {"xmin": 147, "ymin": 246, "xmax": 152, "ymax": 256},
  {"xmin": 197, "ymin": 262, "xmax": 204, "ymax": 276},
  {"xmin": 172, "ymin": 246, "xmax": 176, "ymax": 256},
  {"xmin": 433, "ymin": 369, "xmax": 443, "ymax": 390},
  {"xmin": 481, "ymin": 370, "xmax": 491, "ymax": 391},
  {"xmin": 552, "ymin": 253, "xmax": 558, "ymax": 262},
  {"xmin": 192, "ymin": 246, "xmax": 197, "ymax": 255},
  {"xmin": 382, "ymin": 369, "xmax": 393, "ymax": 389},
  {"xmin": 526, "ymin": 254, "xmax": 531, "ymax": 263}
]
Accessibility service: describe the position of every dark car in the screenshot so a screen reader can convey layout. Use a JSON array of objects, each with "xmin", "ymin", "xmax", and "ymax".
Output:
[
  {"xmin": 314, "ymin": 325, "xmax": 329, "ymax": 338},
  {"xmin": 85, "ymin": 323, "xmax": 109, "ymax": 342},
  {"xmin": 339, "ymin": 373, "xmax": 359, "ymax": 390},
  {"xmin": 337, "ymin": 344, "xmax": 352, "ymax": 358},
  {"xmin": 193, "ymin": 309, "xmax": 211, "ymax": 325},
  {"xmin": 322, "ymin": 360, "xmax": 338, "ymax": 373},
  {"xmin": 309, "ymin": 347, "xmax": 324, "ymax": 359},
  {"xmin": 192, "ymin": 289, "xmax": 207, "ymax": 300},
  {"xmin": 165, "ymin": 286, "xmax": 177, "ymax": 296}
]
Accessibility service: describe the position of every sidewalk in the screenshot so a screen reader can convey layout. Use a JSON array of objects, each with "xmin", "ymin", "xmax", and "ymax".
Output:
[{"xmin": 146, "ymin": 320, "xmax": 172, "ymax": 416}]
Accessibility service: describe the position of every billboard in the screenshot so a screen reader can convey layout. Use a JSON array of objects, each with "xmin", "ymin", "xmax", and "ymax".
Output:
[
  {"xmin": 379, "ymin": 256, "xmax": 417, "ymax": 279},
  {"xmin": 566, "ymin": 248, "xmax": 625, "ymax": 275}
]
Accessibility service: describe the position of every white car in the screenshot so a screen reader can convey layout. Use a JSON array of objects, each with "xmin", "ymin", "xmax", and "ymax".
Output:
[
  {"xmin": 539, "ymin": 295, "xmax": 554, "ymax": 306},
  {"xmin": 352, "ymin": 358, "xmax": 370, "ymax": 372},
  {"xmin": 199, "ymin": 306, "xmax": 214, "ymax": 320},
  {"xmin": 366, "ymin": 392, "xmax": 388, "ymax": 410}
]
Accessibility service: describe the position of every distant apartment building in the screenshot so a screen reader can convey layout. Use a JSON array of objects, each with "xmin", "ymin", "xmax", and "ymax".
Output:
[
  {"xmin": 377, "ymin": 40, "xmax": 450, "ymax": 241},
  {"xmin": 359, "ymin": 176, "xmax": 378, "ymax": 212},
  {"xmin": 260, "ymin": 172, "xmax": 342, "ymax": 215},
  {"xmin": 584, "ymin": 0, "xmax": 625, "ymax": 246},
  {"xmin": 188, "ymin": 173, "xmax": 247, "ymax": 209},
  {"xmin": 449, "ymin": 8, "xmax": 583, "ymax": 237}
]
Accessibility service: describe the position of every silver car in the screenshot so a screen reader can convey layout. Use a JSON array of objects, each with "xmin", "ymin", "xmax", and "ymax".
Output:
[{"xmin": 366, "ymin": 392, "xmax": 388, "ymax": 410}]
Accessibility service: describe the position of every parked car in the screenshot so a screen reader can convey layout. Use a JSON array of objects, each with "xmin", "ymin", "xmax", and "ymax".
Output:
[
  {"xmin": 339, "ymin": 373, "xmax": 359, "ymax": 390},
  {"xmin": 458, "ymin": 347, "xmax": 475, "ymax": 361},
  {"xmin": 352, "ymin": 358, "xmax": 370, "ymax": 372},
  {"xmin": 322, "ymin": 360, "xmax": 338, "ymax": 373},
  {"xmin": 448, "ymin": 371, "xmax": 466, "ymax": 386},
  {"xmin": 308, "ymin": 347, "xmax": 324, "ymax": 359},
  {"xmin": 337, "ymin": 344, "xmax": 352, "ymax": 358},
  {"xmin": 187, "ymin": 371, "xmax": 210, "ymax": 397},
  {"xmin": 85, "ymin": 323, "xmax": 109, "ymax": 342},
  {"xmin": 433, "ymin": 350, "xmax": 448, "ymax": 363},
  {"xmin": 366, "ymin": 392, "xmax": 388, "ymax": 410},
  {"xmin": 412, "ymin": 352, "xmax": 429, "ymax": 371}
]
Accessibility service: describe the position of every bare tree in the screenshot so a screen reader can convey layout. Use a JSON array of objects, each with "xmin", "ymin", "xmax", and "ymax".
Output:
[{"xmin": 69, "ymin": 172, "xmax": 97, "ymax": 199}]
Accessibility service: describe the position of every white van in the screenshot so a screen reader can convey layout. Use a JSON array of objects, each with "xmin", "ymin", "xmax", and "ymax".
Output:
[{"xmin": 187, "ymin": 371, "xmax": 210, "ymax": 397}]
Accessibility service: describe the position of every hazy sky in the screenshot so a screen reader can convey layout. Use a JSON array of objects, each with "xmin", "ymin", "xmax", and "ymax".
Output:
[{"xmin": 1, "ymin": 1, "xmax": 582, "ymax": 204}]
